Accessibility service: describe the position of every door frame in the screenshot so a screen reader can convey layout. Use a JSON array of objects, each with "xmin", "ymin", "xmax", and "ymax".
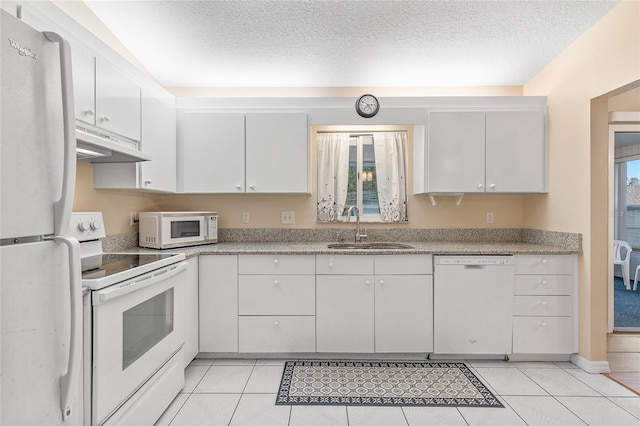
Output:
[{"xmin": 608, "ymin": 116, "xmax": 640, "ymax": 333}]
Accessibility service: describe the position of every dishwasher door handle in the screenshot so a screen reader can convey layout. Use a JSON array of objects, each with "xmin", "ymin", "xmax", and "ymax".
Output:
[{"xmin": 464, "ymin": 264, "xmax": 486, "ymax": 269}]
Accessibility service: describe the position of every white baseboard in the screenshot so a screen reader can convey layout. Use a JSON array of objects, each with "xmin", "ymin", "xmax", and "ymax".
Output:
[{"xmin": 571, "ymin": 354, "xmax": 611, "ymax": 373}]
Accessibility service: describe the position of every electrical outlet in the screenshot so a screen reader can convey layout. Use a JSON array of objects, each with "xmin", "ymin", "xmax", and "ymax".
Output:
[
  {"xmin": 486, "ymin": 212, "xmax": 494, "ymax": 224},
  {"xmin": 281, "ymin": 211, "xmax": 295, "ymax": 224},
  {"xmin": 242, "ymin": 211, "xmax": 250, "ymax": 224},
  {"xmin": 130, "ymin": 211, "xmax": 138, "ymax": 226}
]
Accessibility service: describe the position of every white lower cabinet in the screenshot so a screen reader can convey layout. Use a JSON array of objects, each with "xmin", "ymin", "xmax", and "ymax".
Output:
[
  {"xmin": 316, "ymin": 275, "xmax": 375, "ymax": 353},
  {"xmin": 199, "ymin": 255, "xmax": 238, "ymax": 353},
  {"xmin": 316, "ymin": 254, "xmax": 433, "ymax": 353},
  {"xmin": 183, "ymin": 257, "xmax": 199, "ymax": 368},
  {"xmin": 238, "ymin": 255, "xmax": 316, "ymax": 352},
  {"xmin": 512, "ymin": 255, "xmax": 576, "ymax": 354},
  {"xmin": 375, "ymin": 275, "xmax": 433, "ymax": 353},
  {"xmin": 239, "ymin": 316, "xmax": 315, "ymax": 353}
]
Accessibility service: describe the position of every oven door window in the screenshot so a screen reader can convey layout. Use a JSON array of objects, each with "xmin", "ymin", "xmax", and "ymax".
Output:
[
  {"xmin": 122, "ymin": 288, "xmax": 174, "ymax": 370},
  {"xmin": 171, "ymin": 220, "xmax": 201, "ymax": 239}
]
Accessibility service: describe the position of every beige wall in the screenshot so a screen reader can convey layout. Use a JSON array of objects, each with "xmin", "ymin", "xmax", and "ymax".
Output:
[{"xmin": 523, "ymin": 0, "xmax": 640, "ymax": 362}]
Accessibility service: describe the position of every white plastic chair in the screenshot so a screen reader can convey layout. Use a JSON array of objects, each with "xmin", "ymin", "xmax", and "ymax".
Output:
[{"xmin": 614, "ymin": 240, "xmax": 632, "ymax": 290}]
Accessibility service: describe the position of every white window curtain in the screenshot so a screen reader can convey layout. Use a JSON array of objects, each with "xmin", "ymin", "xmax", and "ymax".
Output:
[
  {"xmin": 373, "ymin": 132, "xmax": 408, "ymax": 222},
  {"xmin": 317, "ymin": 133, "xmax": 350, "ymax": 222}
]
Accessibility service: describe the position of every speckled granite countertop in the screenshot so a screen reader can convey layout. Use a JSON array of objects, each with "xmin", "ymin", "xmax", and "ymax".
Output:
[{"xmin": 124, "ymin": 241, "xmax": 579, "ymax": 258}]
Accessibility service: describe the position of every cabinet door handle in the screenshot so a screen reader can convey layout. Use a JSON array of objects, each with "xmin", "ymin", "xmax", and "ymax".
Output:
[
  {"xmin": 144, "ymin": 179, "xmax": 152, "ymax": 185},
  {"xmin": 100, "ymin": 115, "xmax": 111, "ymax": 123},
  {"xmin": 489, "ymin": 183, "xmax": 496, "ymax": 189},
  {"xmin": 379, "ymin": 279, "xmax": 384, "ymax": 285},
  {"xmin": 249, "ymin": 184, "xmax": 255, "ymax": 190},
  {"xmin": 236, "ymin": 185, "xmax": 242, "ymax": 191},
  {"xmin": 85, "ymin": 109, "xmax": 94, "ymax": 116}
]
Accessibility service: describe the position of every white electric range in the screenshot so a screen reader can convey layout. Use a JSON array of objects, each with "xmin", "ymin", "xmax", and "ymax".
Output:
[{"xmin": 71, "ymin": 212, "xmax": 187, "ymax": 426}]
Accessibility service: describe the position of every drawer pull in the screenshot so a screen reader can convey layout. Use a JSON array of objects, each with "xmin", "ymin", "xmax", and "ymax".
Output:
[
  {"xmin": 540, "ymin": 321, "xmax": 548, "ymax": 327},
  {"xmin": 541, "ymin": 258, "xmax": 548, "ymax": 264},
  {"xmin": 328, "ymin": 262, "xmax": 334, "ymax": 268},
  {"xmin": 273, "ymin": 258, "xmax": 279, "ymax": 264},
  {"xmin": 274, "ymin": 321, "xmax": 279, "ymax": 326},
  {"xmin": 379, "ymin": 279, "xmax": 384, "ymax": 284},
  {"xmin": 540, "ymin": 300, "xmax": 548, "ymax": 307},
  {"xmin": 273, "ymin": 279, "xmax": 279, "ymax": 285},
  {"xmin": 365, "ymin": 280, "xmax": 371, "ymax": 285}
]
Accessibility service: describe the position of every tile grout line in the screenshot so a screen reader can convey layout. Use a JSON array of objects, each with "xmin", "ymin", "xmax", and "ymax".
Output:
[{"xmin": 227, "ymin": 359, "xmax": 258, "ymax": 426}]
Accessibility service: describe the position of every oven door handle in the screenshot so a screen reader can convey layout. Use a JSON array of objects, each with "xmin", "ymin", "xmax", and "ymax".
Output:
[{"xmin": 93, "ymin": 261, "xmax": 188, "ymax": 305}]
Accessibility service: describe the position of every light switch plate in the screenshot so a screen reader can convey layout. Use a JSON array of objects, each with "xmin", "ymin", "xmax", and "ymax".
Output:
[{"xmin": 242, "ymin": 212, "xmax": 250, "ymax": 224}]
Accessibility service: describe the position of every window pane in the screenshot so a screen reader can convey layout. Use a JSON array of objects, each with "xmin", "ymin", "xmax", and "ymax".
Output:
[
  {"xmin": 362, "ymin": 143, "xmax": 380, "ymax": 215},
  {"xmin": 342, "ymin": 143, "xmax": 358, "ymax": 216},
  {"xmin": 627, "ymin": 160, "xmax": 640, "ymax": 205}
]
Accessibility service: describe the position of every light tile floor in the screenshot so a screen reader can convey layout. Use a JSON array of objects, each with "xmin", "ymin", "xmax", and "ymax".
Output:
[{"xmin": 155, "ymin": 358, "xmax": 640, "ymax": 426}]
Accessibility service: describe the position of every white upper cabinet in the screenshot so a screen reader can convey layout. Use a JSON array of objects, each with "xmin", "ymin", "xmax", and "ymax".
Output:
[
  {"xmin": 419, "ymin": 109, "xmax": 547, "ymax": 194},
  {"xmin": 139, "ymin": 92, "xmax": 176, "ymax": 192},
  {"xmin": 92, "ymin": 91, "xmax": 177, "ymax": 191},
  {"xmin": 72, "ymin": 47, "xmax": 96, "ymax": 125},
  {"xmin": 245, "ymin": 113, "xmax": 308, "ymax": 193},
  {"xmin": 427, "ymin": 111, "xmax": 486, "ymax": 193},
  {"xmin": 178, "ymin": 112, "xmax": 245, "ymax": 193},
  {"xmin": 485, "ymin": 111, "xmax": 546, "ymax": 193},
  {"xmin": 94, "ymin": 59, "xmax": 141, "ymax": 141},
  {"xmin": 178, "ymin": 111, "xmax": 308, "ymax": 193}
]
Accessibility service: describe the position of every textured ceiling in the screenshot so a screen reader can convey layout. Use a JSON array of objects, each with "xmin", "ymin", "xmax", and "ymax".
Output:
[{"xmin": 84, "ymin": 0, "xmax": 619, "ymax": 88}]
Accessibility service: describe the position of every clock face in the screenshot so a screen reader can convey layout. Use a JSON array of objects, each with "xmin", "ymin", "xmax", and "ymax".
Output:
[{"xmin": 356, "ymin": 94, "xmax": 379, "ymax": 118}]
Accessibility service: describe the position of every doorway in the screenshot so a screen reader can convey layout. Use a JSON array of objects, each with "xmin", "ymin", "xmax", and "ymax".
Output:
[{"xmin": 610, "ymin": 121, "xmax": 640, "ymax": 332}]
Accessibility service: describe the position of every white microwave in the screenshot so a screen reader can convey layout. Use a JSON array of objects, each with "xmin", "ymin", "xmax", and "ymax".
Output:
[{"xmin": 139, "ymin": 211, "xmax": 218, "ymax": 249}]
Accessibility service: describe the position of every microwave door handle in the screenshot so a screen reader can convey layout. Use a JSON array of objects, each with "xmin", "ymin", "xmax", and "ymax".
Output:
[
  {"xmin": 43, "ymin": 31, "xmax": 76, "ymax": 238},
  {"xmin": 51, "ymin": 236, "xmax": 82, "ymax": 421}
]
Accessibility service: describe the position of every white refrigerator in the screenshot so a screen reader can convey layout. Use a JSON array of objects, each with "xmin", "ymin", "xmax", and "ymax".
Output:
[{"xmin": 1, "ymin": 8, "xmax": 83, "ymax": 426}]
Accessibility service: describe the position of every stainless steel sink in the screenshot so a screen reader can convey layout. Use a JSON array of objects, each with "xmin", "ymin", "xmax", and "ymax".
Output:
[{"xmin": 327, "ymin": 242, "xmax": 414, "ymax": 250}]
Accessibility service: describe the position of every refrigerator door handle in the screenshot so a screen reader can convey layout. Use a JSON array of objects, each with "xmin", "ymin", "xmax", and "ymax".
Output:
[
  {"xmin": 44, "ymin": 31, "xmax": 76, "ymax": 238},
  {"xmin": 51, "ymin": 236, "xmax": 82, "ymax": 421}
]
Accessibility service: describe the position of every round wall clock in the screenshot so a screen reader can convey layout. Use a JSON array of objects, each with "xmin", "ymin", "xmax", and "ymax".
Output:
[{"xmin": 355, "ymin": 94, "xmax": 380, "ymax": 118}]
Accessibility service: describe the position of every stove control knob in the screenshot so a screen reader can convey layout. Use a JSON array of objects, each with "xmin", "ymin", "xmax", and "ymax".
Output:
[
  {"xmin": 78, "ymin": 221, "xmax": 90, "ymax": 231},
  {"xmin": 90, "ymin": 221, "xmax": 102, "ymax": 230}
]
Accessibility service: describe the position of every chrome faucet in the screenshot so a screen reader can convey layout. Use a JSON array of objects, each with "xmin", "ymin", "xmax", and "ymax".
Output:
[{"xmin": 346, "ymin": 206, "xmax": 367, "ymax": 243}]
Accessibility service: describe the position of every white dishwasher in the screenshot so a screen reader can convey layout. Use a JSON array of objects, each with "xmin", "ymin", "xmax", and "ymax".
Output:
[{"xmin": 434, "ymin": 256, "xmax": 514, "ymax": 355}]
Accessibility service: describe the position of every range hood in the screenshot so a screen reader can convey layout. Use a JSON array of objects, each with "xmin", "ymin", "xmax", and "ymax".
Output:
[{"xmin": 76, "ymin": 125, "xmax": 151, "ymax": 163}]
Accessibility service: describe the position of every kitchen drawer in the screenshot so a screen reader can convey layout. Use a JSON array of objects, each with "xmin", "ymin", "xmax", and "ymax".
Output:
[
  {"xmin": 514, "ymin": 275, "xmax": 573, "ymax": 295},
  {"xmin": 512, "ymin": 317, "xmax": 573, "ymax": 354},
  {"xmin": 513, "ymin": 296, "xmax": 572, "ymax": 316},
  {"xmin": 238, "ymin": 255, "xmax": 315, "ymax": 275},
  {"xmin": 374, "ymin": 255, "xmax": 433, "ymax": 275},
  {"xmin": 238, "ymin": 275, "xmax": 315, "ymax": 315},
  {"xmin": 514, "ymin": 255, "xmax": 573, "ymax": 275},
  {"xmin": 316, "ymin": 255, "xmax": 374, "ymax": 275},
  {"xmin": 238, "ymin": 316, "xmax": 315, "ymax": 352}
]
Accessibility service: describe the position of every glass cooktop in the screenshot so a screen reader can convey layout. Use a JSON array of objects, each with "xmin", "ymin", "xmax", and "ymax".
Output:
[{"xmin": 81, "ymin": 253, "xmax": 176, "ymax": 280}]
